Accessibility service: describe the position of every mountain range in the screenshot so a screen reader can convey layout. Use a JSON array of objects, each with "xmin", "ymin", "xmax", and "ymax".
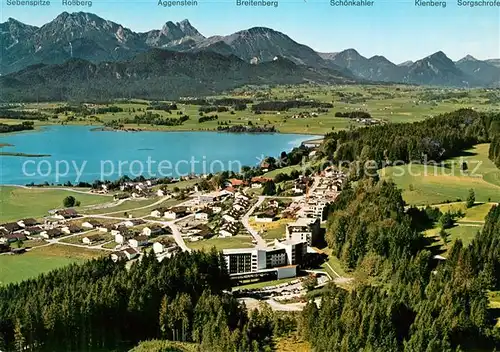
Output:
[{"xmin": 1, "ymin": 11, "xmax": 499, "ymax": 90}]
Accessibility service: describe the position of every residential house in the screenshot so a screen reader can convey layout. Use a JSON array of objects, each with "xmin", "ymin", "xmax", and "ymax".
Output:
[
  {"xmin": 18, "ymin": 218, "xmax": 39, "ymax": 228},
  {"xmin": 268, "ymin": 200, "xmax": 280, "ymax": 208},
  {"xmin": 219, "ymin": 222, "xmax": 239, "ymax": 237},
  {"xmin": 0, "ymin": 222, "xmax": 22, "ymax": 233},
  {"xmin": 194, "ymin": 211, "xmax": 209, "ymax": 221},
  {"xmin": 41, "ymin": 228, "xmax": 63, "ymax": 239},
  {"xmin": 259, "ymin": 161, "xmax": 271, "ymax": 172},
  {"xmin": 250, "ymin": 177, "xmax": 272, "ymax": 188},
  {"xmin": 228, "ymin": 179, "xmax": 247, "ymax": 188},
  {"xmin": 22, "ymin": 226, "xmax": 43, "ymax": 237},
  {"xmin": 82, "ymin": 220, "xmax": 102, "ymax": 229},
  {"xmin": 111, "ymin": 226, "xmax": 128, "ymax": 237},
  {"xmin": 129, "ymin": 235, "xmax": 149, "ymax": 248},
  {"xmin": 114, "ymin": 231, "xmax": 134, "ymax": 245},
  {"xmin": 98, "ymin": 224, "xmax": 115, "ymax": 233},
  {"xmin": 153, "ymin": 238, "xmax": 176, "ymax": 254},
  {"xmin": 223, "ymin": 208, "xmax": 241, "ymax": 223},
  {"xmin": 5, "ymin": 232, "xmax": 27, "ymax": 243},
  {"xmin": 54, "ymin": 209, "xmax": 79, "ymax": 220},
  {"xmin": 233, "ymin": 198, "xmax": 250, "ymax": 212},
  {"xmin": 191, "ymin": 224, "xmax": 214, "ymax": 239},
  {"xmin": 150, "ymin": 207, "xmax": 168, "ymax": 218},
  {"xmin": 254, "ymin": 209, "xmax": 277, "ymax": 223},
  {"xmin": 82, "ymin": 234, "xmax": 103, "ymax": 245},
  {"xmin": 164, "ymin": 206, "xmax": 188, "ymax": 220},
  {"xmin": 61, "ymin": 224, "xmax": 83, "ymax": 235},
  {"xmin": 122, "ymin": 219, "xmax": 145, "ymax": 227},
  {"xmin": 123, "ymin": 248, "xmax": 139, "ymax": 260},
  {"xmin": 110, "ymin": 251, "xmax": 127, "ymax": 262},
  {"xmin": 142, "ymin": 225, "xmax": 165, "ymax": 237}
]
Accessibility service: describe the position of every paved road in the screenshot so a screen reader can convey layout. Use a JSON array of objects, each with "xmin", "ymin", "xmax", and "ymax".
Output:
[
  {"xmin": 147, "ymin": 217, "xmax": 192, "ymax": 252},
  {"xmin": 241, "ymin": 196, "xmax": 267, "ymax": 248},
  {"xmin": 239, "ymin": 297, "xmax": 321, "ymax": 312}
]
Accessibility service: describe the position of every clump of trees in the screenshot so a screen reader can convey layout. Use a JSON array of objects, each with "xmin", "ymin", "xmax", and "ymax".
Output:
[
  {"xmin": 198, "ymin": 115, "xmax": 218, "ymax": 123},
  {"xmin": 0, "ymin": 121, "xmax": 34, "ymax": 133},
  {"xmin": 334, "ymin": 111, "xmax": 371, "ymax": 119},
  {"xmin": 62, "ymin": 195, "xmax": 80, "ymax": 207},
  {"xmin": 251, "ymin": 100, "xmax": 333, "ymax": 112}
]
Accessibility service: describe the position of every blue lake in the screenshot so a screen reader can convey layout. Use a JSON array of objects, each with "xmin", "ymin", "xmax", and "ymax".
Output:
[{"xmin": 0, "ymin": 125, "xmax": 314, "ymax": 185}]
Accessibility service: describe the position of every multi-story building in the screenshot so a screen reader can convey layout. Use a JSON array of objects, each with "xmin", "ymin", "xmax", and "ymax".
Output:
[
  {"xmin": 222, "ymin": 239, "xmax": 307, "ymax": 279},
  {"xmin": 285, "ymin": 217, "xmax": 321, "ymax": 246}
]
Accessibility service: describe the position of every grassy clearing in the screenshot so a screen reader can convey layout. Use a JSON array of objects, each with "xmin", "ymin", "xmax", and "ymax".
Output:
[
  {"xmin": 433, "ymin": 202, "xmax": 496, "ymax": 223},
  {"xmin": 0, "ymin": 244, "xmax": 104, "ymax": 286},
  {"xmin": 0, "ymin": 186, "xmax": 111, "ymax": 222},
  {"xmin": 320, "ymin": 248, "xmax": 348, "ymax": 278},
  {"xmin": 59, "ymin": 232, "xmax": 113, "ymax": 245},
  {"xmin": 81, "ymin": 197, "xmax": 159, "ymax": 215},
  {"xmin": 274, "ymin": 334, "xmax": 312, "ymax": 352},
  {"xmin": 249, "ymin": 218, "xmax": 291, "ymax": 240},
  {"xmin": 0, "ymin": 252, "xmax": 78, "ymax": 285},
  {"xmin": 125, "ymin": 198, "xmax": 184, "ymax": 218},
  {"xmin": 380, "ymin": 144, "xmax": 500, "ymax": 206},
  {"xmin": 129, "ymin": 340, "xmax": 198, "ymax": 352},
  {"xmin": 187, "ymin": 235, "xmax": 254, "ymax": 251},
  {"xmin": 425, "ymin": 224, "xmax": 480, "ymax": 256}
]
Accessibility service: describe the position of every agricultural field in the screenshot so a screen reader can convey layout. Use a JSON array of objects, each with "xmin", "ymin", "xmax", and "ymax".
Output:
[
  {"xmin": 7, "ymin": 85, "xmax": 499, "ymax": 136},
  {"xmin": 0, "ymin": 186, "xmax": 112, "ymax": 222},
  {"xmin": 0, "ymin": 244, "xmax": 105, "ymax": 285},
  {"xmin": 380, "ymin": 144, "xmax": 500, "ymax": 205}
]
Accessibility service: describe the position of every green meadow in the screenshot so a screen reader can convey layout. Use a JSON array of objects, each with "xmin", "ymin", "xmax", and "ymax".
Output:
[
  {"xmin": 0, "ymin": 186, "xmax": 112, "ymax": 222},
  {"xmin": 187, "ymin": 235, "xmax": 254, "ymax": 252},
  {"xmin": 0, "ymin": 244, "xmax": 104, "ymax": 286},
  {"xmin": 380, "ymin": 144, "xmax": 500, "ymax": 206}
]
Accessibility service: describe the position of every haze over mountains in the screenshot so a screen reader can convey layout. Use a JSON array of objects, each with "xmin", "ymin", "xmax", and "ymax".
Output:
[{"xmin": 1, "ymin": 11, "xmax": 499, "ymax": 89}]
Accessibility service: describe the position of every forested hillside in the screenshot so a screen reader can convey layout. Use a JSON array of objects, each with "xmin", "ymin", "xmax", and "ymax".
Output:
[
  {"xmin": 0, "ymin": 250, "xmax": 293, "ymax": 351},
  {"xmin": 301, "ymin": 179, "xmax": 500, "ymax": 351},
  {"xmin": 319, "ymin": 109, "xmax": 500, "ymax": 165},
  {"xmin": 0, "ymin": 49, "xmax": 353, "ymax": 102}
]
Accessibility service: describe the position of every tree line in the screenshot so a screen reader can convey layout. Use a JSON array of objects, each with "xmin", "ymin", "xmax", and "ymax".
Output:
[
  {"xmin": 0, "ymin": 121, "xmax": 34, "ymax": 133},
  {"xmin": 0, "ymin": 250, "xmax": 299, "ymax": 351},
  {"xmin": 319, "ymin": 109, "xmax": 500, "ymax": 165},
  {"xmin": 104, "ymin": 112, "xmax": 190, "ymax": 128},
  {"xmin": 251, "ymin": 100, "xmax": 333, "ymax": 112}
]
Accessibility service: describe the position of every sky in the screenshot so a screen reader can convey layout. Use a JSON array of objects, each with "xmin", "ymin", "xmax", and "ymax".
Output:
[{"xmin": 1, "ymin": 0, "xmax": 499, "ymax": 63}]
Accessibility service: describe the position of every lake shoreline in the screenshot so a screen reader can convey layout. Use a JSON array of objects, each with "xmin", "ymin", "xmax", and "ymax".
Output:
[
  {"xmin": 2, "ymin": 122, "xmax": 325, "ymax": 136},
  {"xmin": 0, "ymin": 125, "xmax": 316, "ymax": 185}
]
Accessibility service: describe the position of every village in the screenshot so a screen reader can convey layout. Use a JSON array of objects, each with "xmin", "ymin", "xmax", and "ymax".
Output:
[{"xmin": 0, "ymin": 164, "xmax": 347, "ymax": 293}]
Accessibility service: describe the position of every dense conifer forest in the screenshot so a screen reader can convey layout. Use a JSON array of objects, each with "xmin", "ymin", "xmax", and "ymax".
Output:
[
  {"xmin": 319, "ymin": 109, "xmax": 500, "ymax": 165},
  {"xmin": 301, "ymin": 179, "xmax": 500, "ymax": 351}
]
